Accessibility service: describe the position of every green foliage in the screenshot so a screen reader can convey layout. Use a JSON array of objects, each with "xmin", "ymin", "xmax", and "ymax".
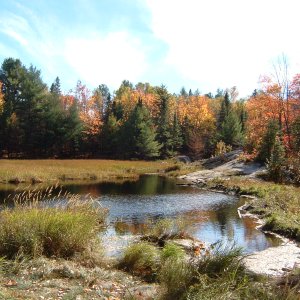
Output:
[
  {"xmin": 257, "ymin": 119, "xmax": 279, "ymax": 162},
  {"xmin": 101, "ymin": 114, "xmax": 120, "ymax": 156},
  {"xmin": 291, "ymin": 116, "xmax": 300, "ymax": 151},
  {"xmin": 219, "ymin": 110, "xmax": 244, "ymax": 147},
  {"xmin": 0, "ymin": 58, "xmax": 48, "ymax": 156},
  {"xmin": 217, "ymin": 91, "xmax": 230, "ymax": 129},
  {"xmin": 266, "ymin": 136, "xmax": 286, "ymax": 182},
  {"xmin": 170, "ymin": 113, "xmax": 183, "ymax": 154},
  {"xmin": 122, "ymin": 99, "xmax": 161, "ymax": 159},
  {"xmin": 156, "ymin": 85, "xmax": 173, "ymax": 158},
  {"xmin": 50, "ymin": 76, "xmax": 61, "ymax": 95}
]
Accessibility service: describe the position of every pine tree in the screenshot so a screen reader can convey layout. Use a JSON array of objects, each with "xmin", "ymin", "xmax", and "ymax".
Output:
[
  {"xmin": 219, "ymin": 110, "xmax": 244, "ymax": 147},
  {"xmin": 122, "ymin": 99, "xmax": 161, "ymax": 159},
  {"xmin": 267, "ymin": 135, "xmax": 286, "ymax": 182},
  {"xmin": 50, "ymin": 77, "xmax": 61, "ymax": 95},
  {"xmin": 155, "ymin": 85, "xmax": 173, "ymax": 157},
  {"xmin": 180, "ymin": 87, "xmax": 188, "ymax": 97},
  {"xmin": 101, "ymin": 114, "xmax": 119, "ymax": 157},
  {"xmin": 218, "ymin": 91, "xmax": 230, "ymax": 130},
  {"xmin": 257, "ymin": 119, "xmax": 279, "ymax": 162}
]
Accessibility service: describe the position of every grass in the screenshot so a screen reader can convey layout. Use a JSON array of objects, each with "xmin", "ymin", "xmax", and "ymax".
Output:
[
  {"xmin": 207, "ymin": 177, "xmax": 300, "ymax": 242},
  {"xmin": 120, "ymin": 241, "xmax": 300, "ymax": 300},
  {"xmin": 0, "ymin": 189, "xmax": 107, "ymax": 259},
  {"xmin": 118, "ymin": 241, "xmax": 161, "ymax": 281},
  {"xmin": 141, "ymin": 217, "xmax": 193, "ymax": 246},
  {"xmin": 0, "ymin": 159, "xmax": 194, "ymax": 185}
]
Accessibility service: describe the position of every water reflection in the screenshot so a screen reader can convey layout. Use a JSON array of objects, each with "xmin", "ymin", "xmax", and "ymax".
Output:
[{"xmin": 0, "ymin": 175, "xmax": 281, "ymax": 253}]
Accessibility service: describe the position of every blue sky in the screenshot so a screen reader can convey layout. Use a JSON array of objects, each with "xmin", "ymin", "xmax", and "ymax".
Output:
[{"xmin": 0, "ymin": 0, "xmax": 299, "ymax": 97}]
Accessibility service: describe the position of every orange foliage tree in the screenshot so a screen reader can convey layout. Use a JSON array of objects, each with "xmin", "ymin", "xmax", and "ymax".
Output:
[
  {"xmin": 177, "ymin": 95, "xmax": 216, "ymax": 157},
  {"xmin": 73, "ymin": 81, "xmax": 103, "ymax": 137},
  {"xmin": 246, "ymin": 74, "xmax": 300, "ymax": 152}
]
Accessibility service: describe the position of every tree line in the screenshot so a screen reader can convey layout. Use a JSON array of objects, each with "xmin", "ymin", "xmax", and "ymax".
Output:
[{"xmin": 1, "ymin": 57, "xmax": 300, "ymax": 180}]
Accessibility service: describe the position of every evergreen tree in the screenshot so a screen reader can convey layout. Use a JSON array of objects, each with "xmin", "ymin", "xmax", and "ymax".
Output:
[
  {"xmin": 101, "ymin": 114, "xmax": 119, "ymax": 157},
  {"xmin": 219, "ymin": 110, "xmax": 244, "ymax": 147},
  {"xmin": 62, "ymin": 102, "xmax": 83, "ymax": 157},
  {"xmin": 0, "ymin": 58, "xmax": 47, "ymax": 156},
  {"xmin": 50, "ymin": 77, "xmax": 61, "ymax": 95},
  {"xmin": 267, "ymin": 136, "xmax": 286, "ymax": 182},
  {"xmin": 218, "ymin": 91, "xmax": 230, "ymax": 130},
  {"xmin": 194, "ymin": 89, "xmax": 200, "ymax": 96},
  {"xmin": 257, "ymin": 119, "xmax": 279, "ymax": 162},
  {"xmin": 155, "ymin": 85, "xmax": 173, "ymax": 157},
  {"xmin": 170, "ymin": 113, "xmax": 183, "ymax": 154},
  {"xmin": 180, "ymin": 87, "xmax": 188, "ymax": 97},
  {"xmin": 215, "ymin": 88, "xmax": 224, "ymax": 98},
  {"xmin": 122, "ymin": 99, "xmax": 161, "ymax": 159}
]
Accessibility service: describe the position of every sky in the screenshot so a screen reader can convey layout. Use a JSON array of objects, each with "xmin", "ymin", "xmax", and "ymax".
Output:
[{"xmin": 0, "ymin": 0, "xmax": 300, "ymax": 98}]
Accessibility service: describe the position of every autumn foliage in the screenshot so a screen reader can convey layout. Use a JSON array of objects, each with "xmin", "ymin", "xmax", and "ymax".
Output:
[{"xmin": 1, "ymin": 57, "xmax": 300, "ymax": 168}]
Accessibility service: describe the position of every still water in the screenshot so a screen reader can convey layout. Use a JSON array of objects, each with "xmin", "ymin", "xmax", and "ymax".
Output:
[{"xmin": 64, "ymin": 175, "xmax": 281, "ymax": 254}]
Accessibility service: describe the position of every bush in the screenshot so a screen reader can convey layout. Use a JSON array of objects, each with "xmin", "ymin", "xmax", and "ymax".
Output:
[
  {"xmin": 119, "ymin": 242, "xmax": 161, "ymax": 281},
  {"xmin": 0, "ymin": 191, "xmax": 107, "ymax": 259},
  {"xmin": 214, "ymin": 141, "xmax": 232, "ymax": 157}
]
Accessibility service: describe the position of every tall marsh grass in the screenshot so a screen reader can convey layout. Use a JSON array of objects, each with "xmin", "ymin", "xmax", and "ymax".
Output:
[
  {"xmin": 0, "ymin": 188, "xmax": 107, "ymax": 259},
  {"xmin": 0, "ymin": 159, "xmax": 182, "ymax": 184}
]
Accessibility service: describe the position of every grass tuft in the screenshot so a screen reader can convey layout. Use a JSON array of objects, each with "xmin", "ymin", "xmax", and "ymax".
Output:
[
  {"xmin": 0, "ymin": 189, "xmax": 107, "ymax": 259},
  {"xmin": 161, "ymin": 243, "xmax": 185, "ymax": 261},
  {"xmin": 118, "ymin": 241, "xmax": 161, "ymax": 281}
]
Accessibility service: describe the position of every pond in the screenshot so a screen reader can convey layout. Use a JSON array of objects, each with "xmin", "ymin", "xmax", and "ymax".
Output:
[
  {"xmin": 0, "ymin": 175, "xmax": 281, "ymax": 256},
  {"xmin": 64, "ymin": 175, "xmax": 281, "ymax": 255}
]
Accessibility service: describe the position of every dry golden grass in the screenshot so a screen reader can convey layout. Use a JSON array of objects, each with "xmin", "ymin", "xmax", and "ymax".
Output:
[{"xmin": 0, "ymin": 159, "xmax": 182, "ymax": 184}]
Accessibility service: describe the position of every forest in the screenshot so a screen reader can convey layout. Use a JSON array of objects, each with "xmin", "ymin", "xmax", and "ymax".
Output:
[{"xmin": 1, "ymin": 57, "xmax": 300, "ymax": 182}]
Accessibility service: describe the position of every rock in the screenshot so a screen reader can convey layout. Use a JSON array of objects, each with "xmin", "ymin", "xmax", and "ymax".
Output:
[
  {"xmin": 243, "ymin": 242, "xmax": 300, "ymax": 277},
  {"xmin": 202, "ymin": 150, "xmax": 243, "ymax": 169},
  {"xmin": 240, "ymin": 195, "xmax": 257, "ymax": 201},
  {"xmin": 175, "ymin": 155, "xmax": 191, "ymax": 164}
]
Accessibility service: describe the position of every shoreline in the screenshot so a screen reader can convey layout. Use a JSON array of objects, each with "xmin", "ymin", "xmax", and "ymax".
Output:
[{"xmin": 179, "ymin": 170, "xmax": 300, "ymax": 277}]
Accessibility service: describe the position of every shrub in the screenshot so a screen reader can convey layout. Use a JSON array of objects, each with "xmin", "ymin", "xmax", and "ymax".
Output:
[
  {"xmin": 214, "ymin": 141, "xmax": 232, "ymax": 157},
  {"xmin": 118, "ymin": 242, "xmax": 161, "ymax": 281}
]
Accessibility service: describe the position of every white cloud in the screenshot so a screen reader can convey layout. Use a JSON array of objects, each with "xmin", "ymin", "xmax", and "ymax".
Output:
[
  {"xmin": 63, "ymin": 31, "xmax": 148, "ymax": 90},
  {"xmin": 145, "ymin": 0, "xmax": 300, "ymax": 96},
  {"xmin": 0, "ymin": 13, "xmax": 30, "ymax": 47}
]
